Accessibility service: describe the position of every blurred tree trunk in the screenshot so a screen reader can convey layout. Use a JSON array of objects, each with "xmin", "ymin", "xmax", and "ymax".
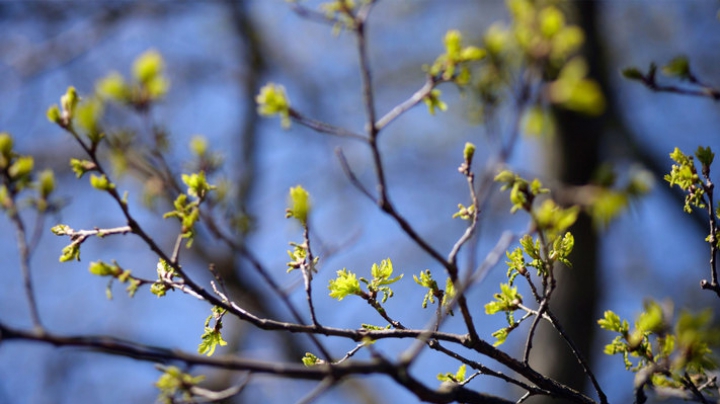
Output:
[{"xmin": 529, "ymin": 1, "xmax": 606, "ymax": 402}]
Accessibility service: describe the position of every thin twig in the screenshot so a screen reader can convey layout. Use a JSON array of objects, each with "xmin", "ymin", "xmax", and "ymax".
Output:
[
  {"xmin": 522, "ymin": 219, "xmax": 555, "ymax": 364},
  {"xmin": 448, "ymin": 155, "xmax": 481, "ymax": 265},
  {"xmin": 334, "ymin": 343, "xmax": 365, "ymax": 365},
  {"xmin": 302, "ymin": 224, "xmax": 320, "ymax": 327},
  {"xmin": 362, "ymin": 294, "xmax": 406, "ymax": 329},
  {"xmin": 6, "ymin": 198, "xmax": 43, "ymax": 333},
  {"xmin": 700, "ymin": 173, "xmax": 720, "ymax": 297},
  {"xmin": 200, "ymin": 212, "xmax": 334, "ymax": 361},
  {"xmin": 334, "ymin": 148, "xmax": 375, "ymax": 202},
  {"xmin": 189, "ymin": 378, "xmax": 249, "ymax": 403},
  {"xmin": 681, "ymin": 372, "xmax": 711, "ymax": 404},
  {"xmin": 546, "ymin": 310, "xmax": 607, "ymax": 404},
  {"xmin": 295, "ymin": 376, "xmax": 335, "ymax": 404},
  {"xmin": 431, "ymin": 342, "xmax": 545, "ymax": 395},
  {"xmin": 290, "ymin": 110, "xmax": 367, "ymax": 141},
  {"xmin": 641, "ymin": 81, "xmax": 720, "ymax": 101},
  {"xmin": 402, "ymin": 232, "xmax": 515, "ymax": 365},
  {"xmin": 374, "ymin": 76, "xmax": 438, "ymax": 131},
  {"xmin": 1, "ymin": 321, "xmax": 519, "ymax": 404}
]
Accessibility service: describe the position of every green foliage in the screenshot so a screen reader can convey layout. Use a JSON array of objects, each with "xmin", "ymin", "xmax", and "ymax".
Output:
[
  {"xmin": 302, "ymin": 352, "xmax": 322, "ymax": 367},
  {"xmin": 46, "ymin": 86, "xmax": 80, "ymax": 128},
  {"xmin": 320, "ymin": 0, "xmax": 357, "ymax": 32},
  {"xmin": 198, "ymin": 328, "xmax": 227, "ymax": 357},
  {"xmin": 428, "ymin": 29, "xmax": 486, "ymax": 85},
  {"xmin": 37, "ymin": 170, "xmax": 55, "ymax": 200},
  {"xmin": 452, "ymin": 203, "xmax": 475, "ymax": 220},
  {"xmin": 423, "ymin": 89, "xmax": 448, "ymax": 115},
  {"xmin": 285, "ymin": 185, "xmax": 311, "ymax": 226},
  {"xmin": 75, "ymin": 97, "xmax": 104, "ymax": 142},
  {"xmin": 96, "ymin": 72, "xmax": 128, "ymax": 101},
  {"xmin": 413, "ymin": 269, "xmax": 454, "ymax": 315},
  {"xmin": 548, "ymin": 57, "xmax": 605, "ymax": 115},
  {"xmin": 695, "ymin": 145, "xmax": 715, "ymax": 167},
  {"xmin": 155, "ymin": 366, "xmax": 205, "ymax": 404},
  {"xmin": 328, "ymin": 268, "xmax": 362, "ymax": 301},
  {"xmin": 88, "ymin": 260, "xmax": 139, "ymax": 299},
  {"xmin": 89, "ymin": 260, "xmax": 121, "ymax": 277},
  {"xmin": 665, "ymin": 147, "xmax": 707, "ymax": 213},
  {"xmin": 163, "ymin": 174, "xmax": 214, "ymax": 248},
  {"xmin": 69, "ymin": 158, "xmax": 96, "ymax": 179},
  {"xmin": 363, "ymin": 259, "xmax": 403, "ymax": 303},
  {"xmin": 96, "ymin": 50, "xmax": 169, "ymax": 108},
  {"xmin": 287, "ymin": 242, "xmax": 318, "ymax": 273},
  {"xmin": 7, "ymin": 156, "xmax": 34, "ymax": 188},
  {"xmin": 582, "ymin": 165, "xmax": 654, "ymax": 229},
  {"xmin": 522, "ymin": 106, "xmax": 556, "ymax": 138},
  {"xmin": 198, "ymin": 306, "xmax": 228, "ymax": 356},
  {"xmin": 550, "ymin": 232, "xmax": 574, "ymax": 268},
  {"xmin": 494, "ymin": 170, "xmax": 548, "ymax": 214},
  {"xmin": 89, "ymin": 174, "xmax": 114, "ymax": 191},
  {"xmin": 534, "ymin": 199, "xmax": 579, "ymax": 238},
  {"xmin": 46, "ymin": 105, "xmax": 62, "ymax": 125},
  {"xmin": 182, "ymin": 171, "xmax": 215, "ymax": 200},
  {"xmin": 437, "ymin": 364, "xmax": 467, "ymax": 383},
  {"xmin": 61, "ymin": 86, "xmax": 80, "ymax": 121},
  {"xmin": 599, "ymin": 301, "xmax": 719, "ymax": 394},
  {"xmin": 6, "ymin": 5, "xmax": 720, "ymax": 404},
  {"xmin": 462, "ymin": 142, "xmax": 476, "ymax": 164},
  {"xmin": 485, "ymin": 283, "xmax": 522, "ymax": 316},
  {"xmin": 621, "ymin": 67, "xmax": 645, "ymax": 81},
  {"xmin": 662, "ymin": 55, "xmax": 691, "ymax": 80},
  {"xmin": 484, "ymin": 282, "xmax": 523, "ymax": 346},
  {"xmin": 256, "ymin": 83, "xmax": 291, "ymax": 128},
  {"xmin": 328, "ymin": 259, "xmax": 402, "ymax": 304},
  {"xmin": 361, "ymin": 323, "xmax": 390, "ymax": 331},
  {"xmin": 151, "ymin": 259, "xmax": 177, "ymax": 297},
  {"xmin": 413, "ymin": 269, "xmax": 439, "ymax": 309},
  {"xmin": 59, "ymin": 242, "xmax": 81, "ymax": 263}
]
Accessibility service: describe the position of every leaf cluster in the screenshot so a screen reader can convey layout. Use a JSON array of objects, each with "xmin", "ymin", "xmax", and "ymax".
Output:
[
  {"xmin": 328, "ymin": 258, "xmax": 403, "ymax": 304},
  {"xmin": 599, "ymin": 302, "xmax": 720, "ymax": 398}
]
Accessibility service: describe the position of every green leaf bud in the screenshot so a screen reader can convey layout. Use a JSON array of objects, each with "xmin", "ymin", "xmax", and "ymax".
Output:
[
  {"xmin": 96, "ymin": 72, "xmax": 129, "ymax": 101},
  {"xmin": 539, "ymin": 6, "xmax": 565, "ymax": 38},
  {"xmin": 51, "ymin": 224, "xmax": 72, "ymax": 236},
  {"xmin": 38, "ymin": 169, "xmax": 55, "ymax": 199},
  {"xmin": 460, "ymin": 46, "xmax": 486, "ymax": 62},
  {"xmin": 70, "ymin": 158, "xmax": 96, "ymax": 178},
  {"xmin": 60, "ymin": 86, "xmax": 79, "ymax": 120},
  {"xmin": 444, "ymin": 30, "xmax": 463, "ymax": 58},
  {"xmin": 0, "ymin": 132, "xmax": 13, "ymax": 158},
  {"xmin": 133, "ymin": 49, "xmax": 164, "ymax": 84},
  {"xmin": 182, "ymin": 171, "xmax": 215, "ymax": 199},
  {"xmin": 662, "ymin": 55, "xmax": 691, "ymax": 80},
  {"xmin": 59, "ymin": 243, "xmax": 80, "ymax": 262},
  {"xmin": 463, "ymin": 142, "xmax": 476, "ymax": 163},
  {"xmin": 46, "ymin": 105, "xmax": 62, "ymax": 125},
  {"xmin": 190, "ymin": 135, "xmax": 208, "ymax": 156},
  {"xmin": 75, "ymin": 97, "xmax": 104, "ymax": 140},
  {"xmin": 286, "ymin": 185, "xmax": 311, "ymax": 225},
  {"xmin": 621, "ymin": 67, "xmax": 645, "ymax": 81},
  {"xmin": 256, "ymin": 83, "xmax": 291, "ymax": 128},
  {"xmin": 302, "ymin": 352, "xmax": 321, "ymax": 367},
  {"xmin": 695, "ymin": 146, "xmax": 714, "ymax": 167},
  {"xmin": 90, "ymin": 174, "xmax": 115, "ymax": 191},
  {"xmin": 8, "ymin": 156, "xmax": 34, "ymax": 180},
  {"xmin": 89, "ymin": 261, "xmax": 120, "ymax": 277}
]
